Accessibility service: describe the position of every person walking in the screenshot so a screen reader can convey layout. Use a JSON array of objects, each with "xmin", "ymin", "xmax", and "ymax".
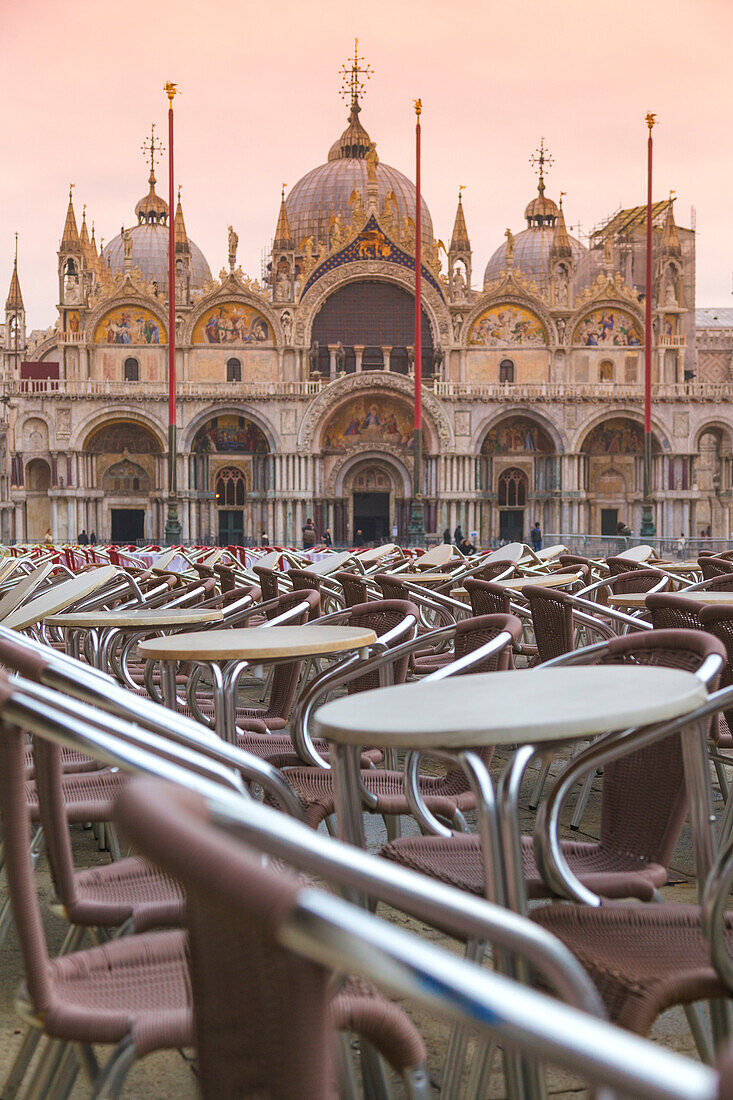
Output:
[
  {"xmin": 78, "ymin": 529, "xmax": 89, "ymax": 545},
  {"xmin": 453, "ymin": 524, "xmax": 463, "ymax": 546},
  {"xmin": 676, "ymin": 532, "xmax": 686, "ymax": 559},
  {"xmin": 530, "ymin": 520, "xmax": 542, "ymax": 552},
  {"xmin": 442, "ymin": 526, "xmax": 451, "ymax": 545},
  {"xmin": 89, "ymin": 531, "xmax": 97, "ymax": 546},
  {"xmin": 302, "ymin": 517, "xmax": 317, "ymax": 550},
  {"xmin": 323, "ymin": 528, "xmax": 332, "ymax": 547},
  {"xmin": 44, "ymin": 528, "xmax": 53, "ymax": 546},
  {"xmin": 261, "ymin": 531, "xmax": 270, "ymax": 546}
]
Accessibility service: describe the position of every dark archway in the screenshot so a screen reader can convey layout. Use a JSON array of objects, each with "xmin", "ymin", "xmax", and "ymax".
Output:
[{"xmin": 311, "ymin": 280, "xmax": 434, "ymax": 375}]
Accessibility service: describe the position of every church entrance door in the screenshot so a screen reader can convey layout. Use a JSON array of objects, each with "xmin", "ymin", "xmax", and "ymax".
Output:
[
  {"xmin": 218, "ymin": 510, "xmax": 244, "ymax": 547},
  {"xmin": 111, "ymin": 508, "xmax": 145, "ymax": 544},
  {"xmin": 499, "ymin": 510, "xmax": 525, "ymax": 543},
  {"xmin": 353, "ymin": 492, "xmax": 390, "ymax": 543}
]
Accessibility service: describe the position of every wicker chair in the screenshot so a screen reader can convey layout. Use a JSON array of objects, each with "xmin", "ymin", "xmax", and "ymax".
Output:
[
  {"xmin": 333, "ymin": 571, "xmax": 371, "ymax": 608},
  {"xmin": 382, "ymin": 629, "xmax": 725, "ymax": 905},
  {"xmin": 700, "ymin": 556, "xmax": 733, "ymax": 584},
  {"xmin": 284, "ymin": 614, "xmax": 522, "ymax": 830},
  {"xmin": 463, "ymin": 578, "xmax": 512, "ymax": 616}
]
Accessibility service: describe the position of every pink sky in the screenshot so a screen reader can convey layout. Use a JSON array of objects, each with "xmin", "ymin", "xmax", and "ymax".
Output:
[{"xmin": 2, "ymin": 0, "xmax": 731, "ymax": 328}]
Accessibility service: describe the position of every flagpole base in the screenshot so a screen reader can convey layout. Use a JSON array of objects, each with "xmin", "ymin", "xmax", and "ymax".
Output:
[
  {"xmin": 164, "ymin": 496, "xmax": 182, "ymax": 546},
  {"xmin": 407, "ymin": 496, "xmax": 426, "ymax": 548},
  {"xmin": 640, "ymin": 503, "xmax": 656, "ymax": 538}
]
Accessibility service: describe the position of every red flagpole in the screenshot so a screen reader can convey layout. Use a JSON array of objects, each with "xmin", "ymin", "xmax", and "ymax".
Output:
[
  {"xmin": 641, "ymin": 111, "xmax": 657, "ymax": 536},
  {"xmin": 407, "ymin": 97, "xmax": 425, "ymax": 545},
  {"xmin": 164, "ymin": 81, "xmax": 181, "ymax": 543},
  {"xmin": 414, "ymin": 99, "xmax": 422, "ymax": 440}
]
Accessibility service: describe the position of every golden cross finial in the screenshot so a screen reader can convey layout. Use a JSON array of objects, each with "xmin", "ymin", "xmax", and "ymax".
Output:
[
  {"xmin": 559, "ymin": 190, "xmax": 566, "ymax": 208},
  {"xmin": 177, "ymin": 184, "xmax": 182, "ymax": 204},
  {"xmin": 281, "ymin": 182, "xmax": 287, "ymax": 201},
  {"xmin": 530, "ymin": 138, "xmax": 553, "ymax": 189},
  {"xmin": 141, "ymin": 123, "xmax": 164, "ymax": 176},
  {"xmin": 459, "ymin": 185, "xmax": 466, "ymax": 196},
  {"xmin": 414, "ymin": 98, "xmax": 422, "ymax": 117},
  {"xmin": 645, "ymin": 112, "xmax": 657, "ymax": 132},
  {"xmin": 339, "ymin": 37, "xmax": 373, "ymax": 104},
  {"xmin": 69, "ymin": 183, "xmax": 75, "ymax": 202},
  {"xmin": 82, "ymin": 203, "xmax": 86, "ymax": 220},
  {"xmin": 164, "ymin": 81, "xmax": 179, "ymax": 107}
]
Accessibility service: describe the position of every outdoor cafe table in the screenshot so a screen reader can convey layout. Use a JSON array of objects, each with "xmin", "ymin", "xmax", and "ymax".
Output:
[
  {"xmin": 608, "ymin": 590, "xmax": 733, "ymax": 610},
  {"xmin": 312, "ymin": 666, "xmax": 708, "ymax": 914},
  {"xmin": 302, "ymin": 550, "xmax": 353, "ymax": 576},
  {"xmin": 492, "ymin": 572, "xmax": 582, "ymax": 592},
  {"xmin": 138, "ymin": 624, "xmax": 377, "ymax": 743},
  {"xmin": 45, "ymin": 607, "xmax": 225, "ymax": 671},
  {"xmin": 2, "ymin": 566, "xmax": 118, "ymax": 632}
]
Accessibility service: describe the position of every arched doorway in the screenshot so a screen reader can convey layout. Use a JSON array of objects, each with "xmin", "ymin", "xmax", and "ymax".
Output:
[
  {"xmin": 25, "ymin": 458, "xmax": 51, "ymax": 541},
  {"xmin": 342, "ymin": 460, "xmax": 402, "ymax": 544},
  {"xmin": 86, "ymin": 420, "xmax": 162, "ymax": 543},
  {"xmin": 580, "ymin": 417, "xmax": 661, "ymax": 535},
  {"xmin": 215, "ymin": 466, "xmax": 247, "ymax": 545},
  {"xmin": 310, "ymin": 280, "xmax": 434, "ymax": 376},
  {"xmin": 479, "ymin": 415, "xmax": 557, "ymax": 542},
  {"xmin": 497, "ymin": 467, "xmax": 528, "ymax": 541}
]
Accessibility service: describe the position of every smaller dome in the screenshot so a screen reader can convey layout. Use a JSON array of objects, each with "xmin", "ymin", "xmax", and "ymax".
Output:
[
  {"xmin": 484, "ymin": 227, "xmax": 585, "ymax": 290},
  {"xmin": 328, "ymin": 99, "xmax": 372, "ymax": 162},
  {"xmin": 524, "ymin": 187, "xmax": 559, "ymax": 226},
  {"xmin": 135, "ymin": 171, "xmax": 168, "ymax": 226}
]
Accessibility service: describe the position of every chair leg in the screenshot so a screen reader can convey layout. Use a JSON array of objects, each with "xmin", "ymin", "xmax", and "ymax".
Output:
[
  {"xmin": 44, "ymin": 1042, "xmax": 80, "ymax": 1100},
  {"xmin": 570, "ymin": 770, "xmax": 596, "ymax": 830},
  {"xmin": 440, "ymin": 938, "xmax": 485, "ymax": 1096},
  {"xmin": 528, "ymin": 760, "xmax": 551, "ymax": 811},
  {"xmin": 713, "ymin": 758, "xmax": 730, "ymax": 803},
  {"xmin": 359, "ymin": 1040, "xmax": 393, "ymax": 1100},
  {"xmin": 23, "ymin": 1037, "xmax": 69, "ymax": 1100},
  {"xmin": 0, "ymin": 1025, "xmax": 42, "ymax": 1100},
  {"xmin": 684, "ymin": 1003, "xmax": 713, "ymax": 1064},
  {"xmin": 403, "ymin": 1063, "xmax": 431, "ymax": 1100},
  {"xmin": 90, "ymin": 1037, "xmax": 137, "ymax": 1100},
  {"xmin": 335, "ymin": 1033, "xmax": 360, "ymax": 1099}
]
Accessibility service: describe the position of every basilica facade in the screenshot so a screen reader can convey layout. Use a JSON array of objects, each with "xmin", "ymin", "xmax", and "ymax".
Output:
[{"xmin": 1, "ymin": 76, "xmax": 730, "ymax": 546}]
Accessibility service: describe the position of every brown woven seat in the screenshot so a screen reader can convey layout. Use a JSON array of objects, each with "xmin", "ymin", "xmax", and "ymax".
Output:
[
  {"xmin": 253, "ymin": 564, "xmax": 282, "ymax": 609},
  {"xmin": 115, "ymin": 778, "xmax": 428, "ymax": 1097},
  {"xmin": 25, "ymin": 767, "xmax": 127, "ymax": 824},
  {"xmin": 383, "ymin": 629, "xmax": 724, "ymax": 903},
  {"xmin": 531, "ymin": 903, "xmax": 733, "ymax": 1036},
  {"xmin": 374, "ymin": 573, "xmax": 410, "ymax": 601},
  {"xmin": 34, "ymin": 737, "xmax": 184, "ymax": 933},
  {"xmin": 525, "ymin": 585, "xmax": 575, "ymax": 662},
  {"xmin": 463, "ymin": 578, "xmax": 512, "ymax": 616},
  {"xmin": 700, "ymin": 556, "xmax": 733, "ymax": 585}
]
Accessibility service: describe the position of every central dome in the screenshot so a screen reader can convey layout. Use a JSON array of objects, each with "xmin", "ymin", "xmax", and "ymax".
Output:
[
  {"xmin": 484, "ymin": 182, "xmax": 585, "ymax": 290},
  {"xmin": 285, "ymin": 99, "xmax": 433, "ymax": 250}
]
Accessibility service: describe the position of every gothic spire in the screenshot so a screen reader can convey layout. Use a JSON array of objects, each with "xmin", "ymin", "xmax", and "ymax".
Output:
[
  {"xmin": 274, "ymin": 185, "xmax": 293, "ymax": 249},
  {"xmin": 549, "ymin": 193, "xmax": 572, "ymax": 260},
  {"xmin": 450, "ymin": 187, "xmax": 471, "ymax": 252},
  {"xmin": 61, "ymin": 184, "xmax": 81, "ymax": 251},
  {"xmin": 174, "ymin": 186, "xmax": 190, "ymax": 254},
  {"xmin": 5, "ymin": 237, "xmax": 23, "ymax": 312},
  {"xmin": 661, "ymin": 197, "xmax": 682, "ymax": 256}
]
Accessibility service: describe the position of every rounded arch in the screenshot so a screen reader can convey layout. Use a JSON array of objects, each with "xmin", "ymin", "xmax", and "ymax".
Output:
[
  {"xmin": 693, "ymin": 420, "xmax": 733, "ymax": 452},
  {"xmin": 471, "ymin": 406, "xmax": 567, "ymax": 456},
  {"xmin": 330, "ymin": 449, "xmax": 413, "ymax": 498},
  {"xmin": 84, "ymin": 420, "xmax": 163, "ymax": 455},
  {"xmin": 297, "ymin": 263, "xmax": 448, "ymax": 352},
  {"xmin": 101, "ymin": 458, "xmax": 151, "ymax": 495},
  {"xmin": 25, "ymin": 458, "xmax": 51, "ymax": 491},
  {"xmin": 185, "ymin": 289, "xmax": 281, "ymax": 347},
  {"xmin": 570, "ymin": 302, "xmax": 644, "ymax": 347},
  {"xmin": 215, "ymin": 465, "xmax": 247, "ymax": 507},
  {"xmin": 181, "ymin": 405, "xmax": 277, "ymax": 455},
  {"xmin": 71, "ymin": 408, "xmax": 166, "ymax": 452},
  {"xmin": 21, "ymin": 416, "xmax": 50, "ymax": 452},
  {"xmin": 85, "ymin": 295, "xmax": 169, "ymax": 346},
  {"xmin": 298, "ymin": 372, "xmax": 453, "ymax": 452},
  {"xmin": 463, "ymin": 290, "xmax": 556, "ymax": 348},
  {"xmin": 574, "ymin": 409, "xmax": 671, "ymax": 454}
]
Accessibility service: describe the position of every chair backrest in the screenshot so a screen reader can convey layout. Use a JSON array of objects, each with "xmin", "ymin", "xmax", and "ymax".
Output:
[
  {"xmin": 700, "ymin": 557, "xmax": 733, "ymax": 582},
  {"xmin": 374, "ymin": 573, "xmax": 410, "ymax": 601},
  {"xmin": 32, "ymin": 737, "xmax": 83, "ymax": 913},
  {"xmin": 697, "ymin": 606, "xmax": 733, "ymax": 700},
  {"xmin": 606, "ymin": 556, "xmax": 646, "ymax": 577},
  {"xmin": 524, "ymin": 586, "xmax": 574, "ymax": 663},
  {"xmin": 265, "ymin": 591, "xmax": 322, "ymax": 719},
  {"xmin": 475, "ymin": 560, "xmax": 516, "ymax": 582},
  {"xmin": 610, "ymin": 567, "xmax": 667, "ymax": 595},
  {"xmin": 584, "ymin": 629, "xmax": 724, "ymax": 865},
  {"xmin": 452, "ymin": 613, "xmax": 522, "ymax": 675},
  {"xmin": 253, "ymin": 565, "xmax": 282, "ymax": 609},
  {"xmin": 333, "ymin": 571, "xmax": 370, "ymax": 608},
  {"xmin": 464, "ymin": 578, "xmax": 512, "ymax": 617},
  {"xmin": 558, "ymin": 554, "xmax": 594, "ymax": 572},
  {"xmin": 289, "ymin": 569, "xmax": 323, "ymax": 596},
  {"xmin": 343, "ymin": 600, "xmax": 419, "ymax": 692},
  {"xmin": 646, "ymin": 593, "xmax": 705, "ymax": 632},
  {"xmin": 115, "ymin": 779, "xmax": 333, "ymax": 1100}
]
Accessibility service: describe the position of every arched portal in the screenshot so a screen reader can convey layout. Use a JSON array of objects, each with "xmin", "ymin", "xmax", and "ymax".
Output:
[
  {"xmin": 85, "ymin": 420, "xmax": 162, "ymax": 544},
  {"xmin": 215, "ymin": 465, "xmax": 247, "ymax": 546},
  {"xmin": 310, "ymin": 280, "xmax": 434, "ymax": 376},
  {"xmin": 342, "ymin": 459, "xmax": 403, "ymax": 544},
  {"xmin": 580, "ymin": 417, "xmax": 661, "ymax": 535},
  {"xmin": 478, "ymin": 414, "xmax": 558, "ymax": 542},
  {"xmin": 25, "ymin": 459, "xmax": 51, "ymax": 541},
  {"xmin": 191, "ymin": 415, "xmax": 270, "ymax": 545}
]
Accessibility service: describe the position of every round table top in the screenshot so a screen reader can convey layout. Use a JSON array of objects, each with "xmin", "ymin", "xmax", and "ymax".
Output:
[
  {"xmin": 450, "ymin": 587, "xmax": 470, "ymax": 602},
  {"xmin": 678, "ymin": 590, "xmax": 733, "ymax": 605},
  {"xmin": 0, "ymin": 563, "xmax": 54, "ymax": 623},
  {"xmin": 313, "ymin": 666, "xmax": 707, "ymax": 749},
  {"xmin": 607, "ymin": 592, "xmax": 656, "ymax": 609},
  {"xmin": 254, "ymin": 551, "xmax": 281, "ymax": 571},
  {"xmin": 357, "ymin": 543, "xmax": 397, "ymax": 564},
  {"xmin": 3, "ymin": 566, "xmax": 119, "ymax": 631},
  {"xmin": 45, "ymin": 608, "xmax": 225, "ymax": 629},
  {"xmin": 396, "ymin": 573, "xmax": 454, "ymax": 585},
  {"xmin": 615, "ymin": 544, "xmax": 654, "ymax": 562},
  {"xmin": 535, "ymin": 544, "xmax": 567, "ymax": 561},
  {"xmin": 485, "ymin": 542, "xmax": 524, "ymax": 564},
  {"xmin": 417, "ymin": 544, "xmax": 454, "ymax": 569},
  {"xmin": 305, "ymin": 551, "xmax": 353, "ymax": 576},
  {"xmin": 661, "ymin": 561, "xmax": 702, "ymax": 573},
  {"xmin": 494, "ymin": 572, "xmax": 581, "ymax": 591},
  {"xmin": 137, "ymin": 624, "xmax": 378, "ymax": 662},
  {"xmin": 151, "ymin": 548, "xmax": 180, "ymax": 572}
]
